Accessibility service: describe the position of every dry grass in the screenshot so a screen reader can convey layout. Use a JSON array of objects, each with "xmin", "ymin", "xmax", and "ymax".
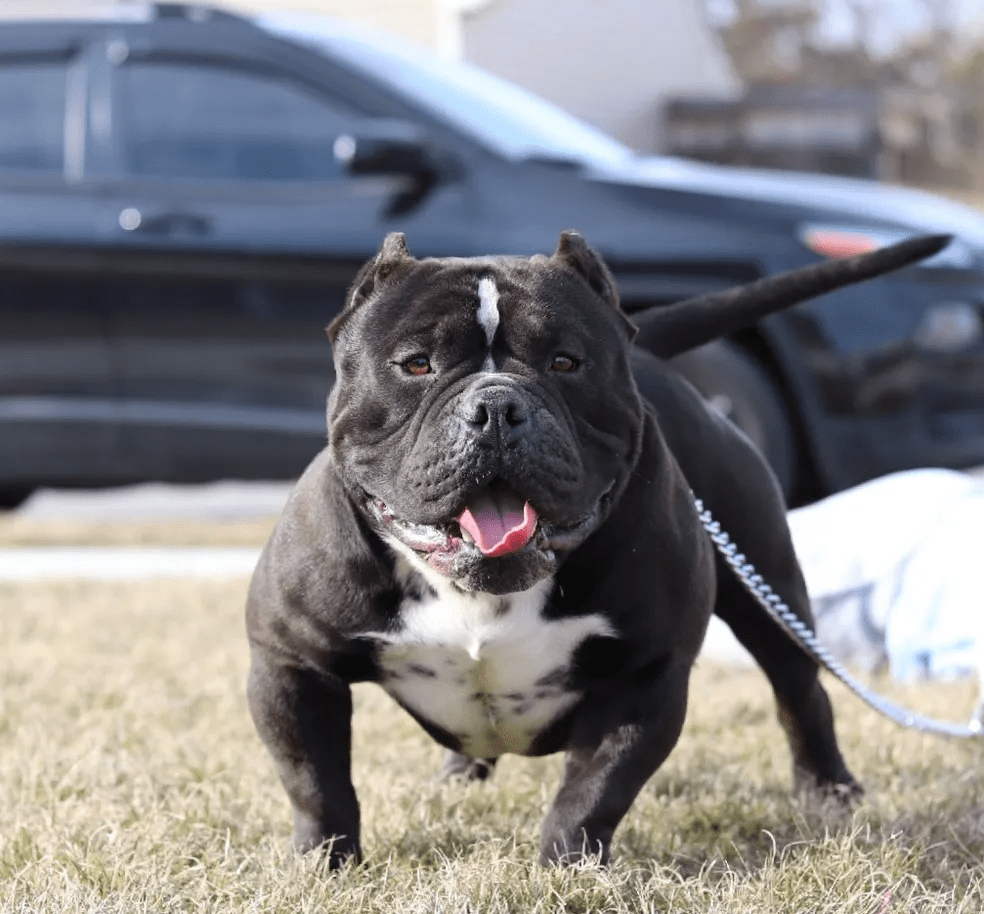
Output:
[
  {"xmin": 1, "ymin": 574, "xmax": 983, "ymax": 913},
  {"xmin": 0, "ymin": 516, "xmax": 277, "ymax": 548}
]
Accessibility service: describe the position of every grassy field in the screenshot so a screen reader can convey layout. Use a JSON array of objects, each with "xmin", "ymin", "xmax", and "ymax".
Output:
[
  {"xmin": 0, "ymin": 515, "xmax": 278, "ymax": 548},
  {"xmin": 1, "ymin": 570, "xmax": 983, "ymax": 913}
]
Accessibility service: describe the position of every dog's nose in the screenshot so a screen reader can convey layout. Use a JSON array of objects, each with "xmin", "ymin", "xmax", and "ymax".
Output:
[
  {"xmin": 468, "ymin": 398, "xmax": 526, "ymax": 429},
  {"xmin": 465, "ymin": 387, "xmax": 528, "ymax": 437}
]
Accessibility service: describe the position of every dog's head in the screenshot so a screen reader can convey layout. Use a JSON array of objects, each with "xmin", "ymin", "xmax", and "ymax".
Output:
[{"xmin": 327, "ymin": 232, "xmax": 644, "ymax": 594}]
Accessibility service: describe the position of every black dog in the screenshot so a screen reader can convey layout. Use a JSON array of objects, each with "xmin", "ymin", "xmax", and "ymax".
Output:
[{"xmin": 246, "ymin": 231, "xmax": 947, "ymax": 866}]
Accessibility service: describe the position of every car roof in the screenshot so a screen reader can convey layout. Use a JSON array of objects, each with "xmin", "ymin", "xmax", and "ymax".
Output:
[{"xmin": 0, "ymin": 3, "xmax": 242, "ymax": 25}]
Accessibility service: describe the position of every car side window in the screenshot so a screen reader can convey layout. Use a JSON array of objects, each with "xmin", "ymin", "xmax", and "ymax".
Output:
[
  {"xmin": 118, "ymin": 60, "xmax": 357, "ymax": 182},
  {"xmin": 0, "ymin": 60, "xmax": 67, "ymax": 172}
]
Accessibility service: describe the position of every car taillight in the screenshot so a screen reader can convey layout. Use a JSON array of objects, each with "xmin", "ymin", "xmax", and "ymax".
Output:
[
  {"xmin": 799, "ymin": 227, "xmax": 885, "ymax": 259},
  {"xmin": 799, "ymin": 224, "xmax": 977, "ymax": 270}
]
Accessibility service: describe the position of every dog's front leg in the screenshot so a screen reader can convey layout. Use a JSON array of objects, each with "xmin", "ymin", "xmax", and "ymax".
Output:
[
  {"xmin": 539, "ymin": 661, "xmax": 691, "ymax": 866},
  {"xmin": 247, "ymin": 652, "xmax": 361, "ymax": 866}
]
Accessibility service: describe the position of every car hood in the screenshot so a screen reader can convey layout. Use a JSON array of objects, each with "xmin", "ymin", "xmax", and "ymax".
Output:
[{"xmin": 593, "ymin": 155, "xmax": 984, "ymax": 248}]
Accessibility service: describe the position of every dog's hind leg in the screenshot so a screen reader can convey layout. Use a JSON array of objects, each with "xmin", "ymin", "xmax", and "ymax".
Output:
[
  {"xmin": 713, "ymin": 562, "xmax": 861, "ymax": 798},
  {"xmin": 439, "ymin": 751, "xmax": 498, "ymax": 781}
]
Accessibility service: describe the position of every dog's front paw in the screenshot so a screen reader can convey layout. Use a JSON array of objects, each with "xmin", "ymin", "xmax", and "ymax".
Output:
[
  {"xmin": 539, "ymin": 816, "xmax": 612, "ymax": 867},
  {"xmin": 293, "ymin": 816, "xmax": 362, "ymax": 869},
  {"xmin": 793, "ymin": 764, "xmax": 864, "ymax": 807}
]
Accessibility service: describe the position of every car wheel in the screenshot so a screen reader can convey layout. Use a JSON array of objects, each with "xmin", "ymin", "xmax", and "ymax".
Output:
[
  {"xmin": 668, "ymin": 340, "xmax": 797, "ymax": 499},
  {"xmin": 0, "ymin": 487, "xmax": 35, "ymax": 511}
]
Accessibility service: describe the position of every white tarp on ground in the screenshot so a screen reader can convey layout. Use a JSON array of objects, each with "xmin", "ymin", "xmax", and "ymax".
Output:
[{"xmin": 790, "ymin": 467, "xmax": 984, "ymax": 683}]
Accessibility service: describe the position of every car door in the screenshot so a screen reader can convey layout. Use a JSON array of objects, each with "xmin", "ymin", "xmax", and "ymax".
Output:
[
  {"xmin": 90, "ymin": 30, "xmax": 419, "ymax": 483},
  {"xmin": 0, "ymin": 30, "xmax": 123, "ymax": 496},
  {"xmin": 94, "ymin": 21, "xmax": 481, "ymax": 484}
]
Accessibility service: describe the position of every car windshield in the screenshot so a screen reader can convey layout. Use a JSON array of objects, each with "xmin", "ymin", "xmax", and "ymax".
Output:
[{"xmin": 257, "ymin": 13, "xmax": 634, "ymax": 167}]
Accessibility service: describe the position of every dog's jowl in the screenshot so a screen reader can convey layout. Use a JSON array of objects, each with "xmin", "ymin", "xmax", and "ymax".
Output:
[{"xmin": 245, "ymin": 231, "xmax": 860, "ymax": 867}]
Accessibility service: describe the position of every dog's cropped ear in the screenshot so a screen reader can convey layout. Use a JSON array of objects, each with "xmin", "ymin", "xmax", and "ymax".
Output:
[
  {"xmin": 552, "ymin": 231, "xmax": 620, "ymax": 310},
  {"xmin": 552, "ymin": 231, "xmax": 637, "ymax": 340},
  {"xmin": 328, "ymin": 233, "xmax": 415, "ymax": 343}
]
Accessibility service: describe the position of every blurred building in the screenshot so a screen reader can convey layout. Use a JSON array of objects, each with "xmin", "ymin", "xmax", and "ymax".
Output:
[
  {"xmin": 663, "ymin": 84, "xmax": 980, "ymax": 186},
  {"xmin": 460, "ymin": 0, "xmax": 739, "ymax": 153},
  {"xmin": 5, "ymin": 1, "xmax": 739, "ymax": 154},
  {"xmin": 664, "ymin": 88, "xmax": 881, "ymax": 178}
]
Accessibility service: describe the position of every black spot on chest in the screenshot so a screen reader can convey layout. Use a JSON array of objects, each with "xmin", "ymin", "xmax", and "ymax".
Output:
[
  {"xmin": 402, "ymin": 573, "xmax": 438, "ymax": 605},
  {"xmin": 328, "ymin": 635, "xmax": 383, "ymax": 683},
  {"xmin": 570, "ymin": 635, "xmax": 631, "ymax": 686}
]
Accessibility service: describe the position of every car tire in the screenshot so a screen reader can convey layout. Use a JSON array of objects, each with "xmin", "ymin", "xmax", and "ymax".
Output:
[
  {"xmin": 668, "ymin": 340, "xmax": 797, "ymax": 500},
  {"xmin": 0, "ymin": 487, "xmax": 34, "ymax": 512}
]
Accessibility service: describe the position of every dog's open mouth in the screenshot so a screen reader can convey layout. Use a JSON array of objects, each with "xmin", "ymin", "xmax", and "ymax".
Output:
[
  {"xmin": 367, "ymin": 478, "xmax": 614, "ymax": 579},
  {"xmin": 457, "ymin": 479, "xmax": 538, "ymax": 557},
  {"xmin": 369, "ymin": 479, "xmax": 542, "ymax": 561}
]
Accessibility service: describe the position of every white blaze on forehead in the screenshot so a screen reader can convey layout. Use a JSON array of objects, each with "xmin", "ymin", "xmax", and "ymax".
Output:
[{"xmin": 477, "ymin": 276, "xmax": 500, "ymax": 347}]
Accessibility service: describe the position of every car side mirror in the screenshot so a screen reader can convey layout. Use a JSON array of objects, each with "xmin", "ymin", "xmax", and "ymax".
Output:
[
  {"xmin": 334, "ymin": 120, "xmax": 446, "ymax": 216},
  {"xmin": 334, "ymin": 119, "xmax": 435, "ymax": 179}
]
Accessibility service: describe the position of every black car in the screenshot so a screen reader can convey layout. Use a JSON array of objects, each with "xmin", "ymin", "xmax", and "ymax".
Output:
[{"xmin": 3, "ymin": 2, "xmax": 984, "ymax": 509}]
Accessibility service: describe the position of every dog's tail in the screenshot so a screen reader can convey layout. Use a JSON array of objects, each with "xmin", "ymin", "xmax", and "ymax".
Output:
[{"xmin": 632, "ymin": 233, "xmax": 952, "ymax": 359}]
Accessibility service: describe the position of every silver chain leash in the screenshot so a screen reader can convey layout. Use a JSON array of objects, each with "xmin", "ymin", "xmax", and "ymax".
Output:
[{"xmin": 693, "ymin": 495, "xmax": 983, "ymax": 739}]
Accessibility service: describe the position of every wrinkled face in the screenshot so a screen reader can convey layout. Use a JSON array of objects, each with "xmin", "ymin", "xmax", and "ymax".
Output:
[{"xmin": 328, "ymin": 248, "xmax": 644, "ymax": 594}]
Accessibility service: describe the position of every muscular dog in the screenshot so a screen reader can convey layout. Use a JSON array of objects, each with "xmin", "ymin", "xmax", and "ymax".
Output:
[{"xmin": 246, "ymin": 231, "xmax": 947, "ymax": 866}]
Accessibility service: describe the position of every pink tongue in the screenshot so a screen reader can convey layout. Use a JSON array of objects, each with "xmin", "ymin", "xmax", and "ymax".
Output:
[{"xmin": 458, "ymin": 488, "xmax": 538, "ymax": 558}]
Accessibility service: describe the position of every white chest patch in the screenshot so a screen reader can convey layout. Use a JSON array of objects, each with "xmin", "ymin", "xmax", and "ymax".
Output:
[
  {"xmin": 477, "ymin": 276, "xmax": 500, "ymax": 372},
  {"xmin": 373, "ymin": 543, "xmax": 614, "ymax": 759}
]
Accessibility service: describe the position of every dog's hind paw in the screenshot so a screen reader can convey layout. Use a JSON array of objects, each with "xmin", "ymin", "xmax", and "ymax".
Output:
[
  {"xmin": 438, "ymin": 751, "xmax": 498, "ymax": 782},
  {"xmin": 793, "ymin": 765, "xmax": 864, "ymax": 813}
]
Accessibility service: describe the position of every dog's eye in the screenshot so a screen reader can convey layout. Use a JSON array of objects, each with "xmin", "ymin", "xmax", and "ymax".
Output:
[
  {"xmin": 550, "ymin": 354, "xmax": 579, "ymax": 373},
  {"xmin": 402, "ymin": 355, "xmax": 432, "ymax": 376}
]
